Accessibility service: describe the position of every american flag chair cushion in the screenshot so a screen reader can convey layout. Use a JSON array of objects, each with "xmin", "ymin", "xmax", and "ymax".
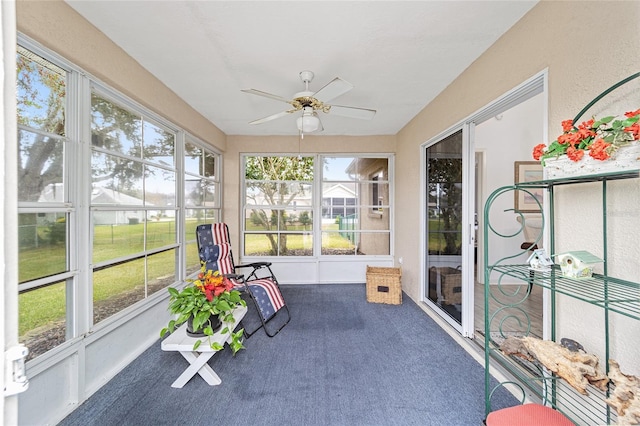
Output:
[
  {"xmin": 196, "ymin": 223, "xmax": 291, "ymax": 337},
  {"xmin": 214, "ymin": 242, "xmax": 285, "ymax": 319}
]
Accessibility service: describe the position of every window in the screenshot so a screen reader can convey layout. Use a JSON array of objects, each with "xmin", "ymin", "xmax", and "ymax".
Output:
[
  {"xmin": 16, "ymin": 41, "xmax": 223, "ymax": 361},
  {"xmin": 184, "ymin": 137, "xmax": 221, "ymax": 273},
  {"xmin": 243, "ymin": 156, "xmax": 314, "ymax": 256},
  {"xmin": 322, "ymin": 157, "xmax": 390, "ymax": 256},
  {"xmin": 17, "ymin": 46, "xmax": 71, "ymax": 360},
  {"xmin": 90, "ymin": 90, "xmax": 178, "ymax": 323},
  {"xmin": 242, "ymin": 155, "xmax": 392, "ymax": 257}
]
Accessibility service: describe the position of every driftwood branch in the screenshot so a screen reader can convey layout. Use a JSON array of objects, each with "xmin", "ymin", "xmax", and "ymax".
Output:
[
  {"xmin": 606, "ymin": 359, "xmax": 640, "ymax": 425},
  {"xmin": 500, "ymin": 336, "xmax": 608, "ymax": 395}
]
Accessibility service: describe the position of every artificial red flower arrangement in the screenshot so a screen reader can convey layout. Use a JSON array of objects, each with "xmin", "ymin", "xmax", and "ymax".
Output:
[
  {"xmin": 533, "ymin": 109, "xmax": 639, "ymax": 165},
  {"xmin": 161, "ymin": 265, "xmax": 246, "ymax": 353}
]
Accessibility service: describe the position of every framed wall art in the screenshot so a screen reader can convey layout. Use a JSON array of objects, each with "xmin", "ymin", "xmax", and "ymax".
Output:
[{"xmin": 514, "ymin": 161, "xmax": 543, "ymax": 212}]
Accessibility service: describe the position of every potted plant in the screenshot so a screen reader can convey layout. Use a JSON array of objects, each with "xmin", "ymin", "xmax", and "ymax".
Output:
[
  {"xmin": 160, "ymin": 266, "xmax": 246, "ymax": 354},
  {"xmin": 532, "ymin": 109, "xmax": 638, "ymax": 162},
  {"xmin": 531, "ymin": 108, "xmax": 639, "ymax": 179}
]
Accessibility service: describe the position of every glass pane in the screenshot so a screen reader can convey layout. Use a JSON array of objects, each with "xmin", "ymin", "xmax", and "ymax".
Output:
[
  {"xmin": 323, "ymin": 157, "xmax": 357, "ymax": 181},
  {"xmin": 322, "ymin": 183, "xmax": 358, "ymax": 208},
  {"xmin": 246, "ymin": 181, "xmax": 312, "ymax": 206},
  {"xmin": 93, "ymin": 258, "xmax": 145, "ymax": 324},
  {"xmin": 202, "ymin": 182, "xmax": 217, "ymax": 205},
  {"xmin": 245, "ymin": 208, "xmax": 274, "ymax": 231},
  {"xmin": 145, "ymin": 164, "xmax": 175, "ymax": 206},
  {"xmin": 245, "ymin": 156, "xmax": 314, "ymax": 181},
  {"xmin": 17, "ymin": 47, "xmax": 66, "ymax": 136},
  {"xmin": 279, "ymin": 233, "xmax": 312, "ymax": 256},
  {"xmin": 91, "ymin": 93, "xmax": 142, "ymax": 157},
  {"xmin": 18, "ymin": 213, "xmax": 67, "ymax": 282},
  {"xmin": 146, "ymin": 211, "xmax": 176, "ymax": 249},
  {"xmin": 321, "ymin": 231, "xmax": 358, "ymax": 255},
  {"xmin": 426, "ymin": 130, "xmax": 463, "ymax": 325},
  {"xmin": 321, "ymin": 231, "xmax": 389, "ymax": 255},
  {"xmin": 18, "ymin": 130, "xmax": 64, "ymax": 202},
  {"xmin": 147, "ymin": 249, "xmax": 176, "ymax": 296},
  {"xmin": 204, "ymin": 152, "xmax": 216, "ymax": 178},
  {"xmin": 91, "ymin": 152, "xmax": 144, "ymax": 203},
  {"xmin": 184, "ymin": 142, "xmax": 202, "ymax": 175},
  {"xmin": 357, "ymin": 158, "xmax": 389, "ymax": 181},
  {"xmin": 185, "ymin": 178, "xmax": 205, "ymax": 207},
  {"xmin": 334, "ymin": 211, "xmax": 359, "ymax": 232},
  {"xmin": 185, "ymin": 240, "xmax": 201, "ymax": 276},
  {"xmin": 362, "ymin": 207, "xmax": 390, "ymax": 230},
  {"xmin": 285, "ymin": 209, "xmax": 313, "ymax": 231},
  {"xmin": 358, "ymin": 232, "xmax": 390, "ymax": 255},
  {"xmin": 19, "ymin": 280, "xmax": 67, "ymax": 361},
  {"xmin": 366, "ymin": 181, "xmax": 389, "ymax": 207},
  {"xmin": 244, "ymin": 233, "xmax": 276, "ymax": 256},
  {"xmin": 185, "ymin": 179, "xmax": 216, "ymax": 207},
  {"xmin": 184, "ymin": 209, "xmax": 217, "ymax": 237},
  {"xmin": 143, "ymin": 120, "xmax": 174, "ymax": 166},
  {"xmin": 92, "ymin": 211, "xmax": 144, "ymax": 263}
]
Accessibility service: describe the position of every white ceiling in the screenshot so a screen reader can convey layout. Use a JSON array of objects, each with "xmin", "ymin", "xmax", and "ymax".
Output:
[{"xmin": 65, "ymin": 1, "xmax": 537, "ymax": 136}]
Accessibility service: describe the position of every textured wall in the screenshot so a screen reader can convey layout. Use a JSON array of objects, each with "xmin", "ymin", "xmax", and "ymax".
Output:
[
  {"xmin": 396, "ymin": 1, "xmax": 640, "ymax": 298},
  {"xmin": 395, "ymin": 0, "xmax": 640, "ymax": 371}
]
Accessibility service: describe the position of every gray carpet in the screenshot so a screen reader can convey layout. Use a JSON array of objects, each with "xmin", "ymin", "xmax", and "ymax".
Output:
[{"xmin": 59, "ymin": 284, "xmax": 515, "ymax": 426}]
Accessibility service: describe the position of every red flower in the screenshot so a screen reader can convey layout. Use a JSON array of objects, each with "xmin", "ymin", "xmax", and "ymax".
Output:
[
  {"xmin": 204, "ymin": 289, "xmax": 214, "ymax": 301},
  {"xmin": 625, "ymin": 122, "xmax": 639, "ymax": 140},
  {"xmin": 588, "ymin": 139, "xmax": 611, "ymax": 161},
  {"xmin": 557, "ymin": 132, "xmax": 580, "ymax": 146},
  {"xmin": 566, "ymin": 146, "xmax": 584, "ymax": 162},
  {"xmin": 561, "ymin": 119, "xmax": 574, "ymax": 132},
  {"xmin": 578, "ymin": 119, "xmax": 594, "ymax": 130},
  {"xmin": 624, "ymin": 109, "xmax": 640, "ymax": 118},
  {"xmin": 532, "ymin": 143, "xmax": 546, "ymax": 160}
]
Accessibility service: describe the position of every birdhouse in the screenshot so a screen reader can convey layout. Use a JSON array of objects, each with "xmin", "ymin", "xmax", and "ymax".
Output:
[
  {"xmin": 555, "ymin": 251, "xmax": 604, "ymax": 279},
  {"xmin": 527, "ymin": 248, "xmax": 554, "ymax": 271}
]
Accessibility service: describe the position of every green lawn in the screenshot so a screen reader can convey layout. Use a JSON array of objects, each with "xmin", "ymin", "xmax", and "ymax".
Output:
[
  {"xmin": 427, "ymin": 219, "xmax": 462, "ymax": 253},
  {"xmin": 18, "ymin": 219, "xmax": 356, "ymax": 337}
]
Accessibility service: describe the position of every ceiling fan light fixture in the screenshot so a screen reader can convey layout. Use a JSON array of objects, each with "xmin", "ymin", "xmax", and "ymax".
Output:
[{"xmin": 296, "ymin": 110, "xmax": 320, "ymax": 133}]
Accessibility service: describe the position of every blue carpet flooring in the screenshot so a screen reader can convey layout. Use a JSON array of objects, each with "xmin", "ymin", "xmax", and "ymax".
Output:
[{"xmin": 59, "ymin": 284, "xmax": 515, "ymax": 426}]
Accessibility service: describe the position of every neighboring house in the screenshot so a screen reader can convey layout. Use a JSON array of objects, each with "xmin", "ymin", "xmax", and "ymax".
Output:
[
  {"xmin": 39, "ymin": 184, "xmax": 148, "ymax": 224},
  {"xmin": 322, "ymin": 182, "xmax": 357, "ymax": 220}
]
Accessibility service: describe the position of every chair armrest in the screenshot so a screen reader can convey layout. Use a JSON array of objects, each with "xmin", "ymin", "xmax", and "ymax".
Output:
[
  {"xmin": 236, "ymin": 262, "xmax": 273, "ymax": 268},
  {"xmin": 223, "ymin": 273, "xmax": 245, "ymax": 281}
]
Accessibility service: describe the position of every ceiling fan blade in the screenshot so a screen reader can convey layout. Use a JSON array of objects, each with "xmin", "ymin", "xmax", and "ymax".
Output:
[
  {"xmin": 329, "ymin": 105, "xmax": 376, "ymax": 120},
  {"xmin": 312, "ymin": 77, "xmax": 354, "ymax": 103},
  {"xmin": 249, "ymin": 110, "xmax": 291, "ymax": 125},
  {"xmin": 242, "ymin": 88, "xmax": 292, "ymax": 104}
]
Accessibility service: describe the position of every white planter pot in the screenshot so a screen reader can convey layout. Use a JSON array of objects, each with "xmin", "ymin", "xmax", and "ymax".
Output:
[{"xmin": 544, "ymin": 142, "xmax": 640, "ymax": 179}]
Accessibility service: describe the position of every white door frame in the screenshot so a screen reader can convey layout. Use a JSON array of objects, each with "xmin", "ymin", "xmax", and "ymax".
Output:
[
  {"xmin": 421, "ymin": 70, "xmax": 548, "ymax": 337},
  {"xmin": 2, "ymin": 1, "xmax": 21, "ymax": 424}
]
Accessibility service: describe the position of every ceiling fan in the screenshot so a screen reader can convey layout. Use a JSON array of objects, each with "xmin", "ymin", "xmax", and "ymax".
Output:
[{"xmin": 242, "ymin": 70, "xmax": 376, "ymax": 134}]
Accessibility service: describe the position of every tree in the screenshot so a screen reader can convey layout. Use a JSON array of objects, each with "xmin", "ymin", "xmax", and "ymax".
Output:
[
  {"xmin": 245, "ymin": 156, "xmax": 314, "ymax": 255},
  {"xmin": 299, "ymin": 211, "xmax": 312, "ymax": 229},
  {"xmin": 17, "ymin": 48, "xmax": 173, "ymax": 204},
  {"xmin": 428, "ymin": 158, "xmax": 462, "ymax": 255},
  {"xmin": 17, "ymin": 51, "xmax": 66, "ymax": 202}
]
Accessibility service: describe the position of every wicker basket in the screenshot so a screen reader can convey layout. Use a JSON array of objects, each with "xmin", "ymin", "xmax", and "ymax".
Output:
[
  {"xmin": 366, "ymin": 266, "xmax": 402, "ymax": 305},
  {"xmin": 429, "ymin": 266, "xmax": 462, "ymax": 305}
]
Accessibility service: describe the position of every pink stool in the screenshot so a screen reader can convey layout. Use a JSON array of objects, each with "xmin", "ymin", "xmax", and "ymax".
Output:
[{"xmin": 486, "ymin": 404, "xmax": 575, "ymax": 426}]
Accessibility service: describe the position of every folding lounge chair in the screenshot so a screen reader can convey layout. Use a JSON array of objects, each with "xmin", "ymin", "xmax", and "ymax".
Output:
[{"xmin": 196, "ymin": 223, "xmax": 291, "ymax": 337}]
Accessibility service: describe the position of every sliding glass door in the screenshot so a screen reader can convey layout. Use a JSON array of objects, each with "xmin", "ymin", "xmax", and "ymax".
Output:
[{"xmin": 424, "ymin": 130, "xmax": 469, "ymax": 330}]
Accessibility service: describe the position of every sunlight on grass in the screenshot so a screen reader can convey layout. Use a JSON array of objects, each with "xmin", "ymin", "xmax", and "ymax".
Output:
[{"xmin": 19, "ymin": 281, "xmax": 66, "ymax": 336}]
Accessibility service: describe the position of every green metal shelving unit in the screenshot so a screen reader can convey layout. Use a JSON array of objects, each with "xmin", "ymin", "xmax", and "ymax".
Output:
[{"xmin": 483, "ymin": 169, "xmax": 640, "ymax": 425}]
